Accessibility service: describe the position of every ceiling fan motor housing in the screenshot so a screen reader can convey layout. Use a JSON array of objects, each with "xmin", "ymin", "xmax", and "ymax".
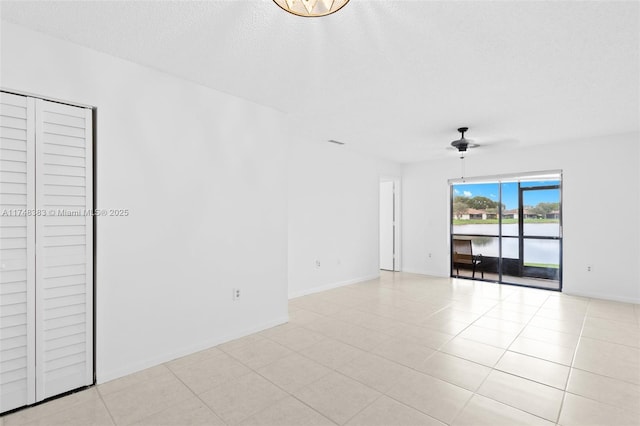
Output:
[{"xmin": 451, "ymin": 127, "xmax": 470, "ymax": 151}]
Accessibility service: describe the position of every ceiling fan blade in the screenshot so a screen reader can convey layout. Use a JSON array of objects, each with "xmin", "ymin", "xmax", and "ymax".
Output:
[{"xmin": 473, "ymin": 138, "xmax": 519, "ymax": 149}]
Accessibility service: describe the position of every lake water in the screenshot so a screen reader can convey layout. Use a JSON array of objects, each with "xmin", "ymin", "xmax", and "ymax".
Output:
[{"xmin": 453, "ymin": 223, "xmax": 560, "ymax": 265}]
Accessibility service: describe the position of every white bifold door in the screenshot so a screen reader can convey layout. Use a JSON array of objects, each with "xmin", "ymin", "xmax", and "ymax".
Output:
[{"xmin": 1, "ymin": 92, "xmax": 93, "ymax": 413}]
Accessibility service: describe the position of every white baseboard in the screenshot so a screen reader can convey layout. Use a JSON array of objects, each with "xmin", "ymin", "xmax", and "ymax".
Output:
[
  {"xmin": 288, "ymin": 273, "xmax": 380, "ymax": 299},
  {"xmin": 97, "ymin": 315, "xmax": 289, "ymax": 384},
  {"xmin": 400, "ymin": 268, "xmax": 448, "ymax": 278},
  {"xmin": 563, "ymin": 289, "xmax": 639, "ymax": 305},
  {"xmin": 401, "ymin": 272, "xmax": 639, "ymax": 304}
]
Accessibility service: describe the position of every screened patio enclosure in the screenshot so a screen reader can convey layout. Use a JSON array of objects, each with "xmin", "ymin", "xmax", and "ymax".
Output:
[{"xmin": 450, "ymin": 171, "xmax": 562, "ymax": 291}]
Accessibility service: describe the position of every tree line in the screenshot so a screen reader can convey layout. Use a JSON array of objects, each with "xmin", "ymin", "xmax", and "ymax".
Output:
[{"xmin": 454, "ymin": 196, "xmax": 559, "ymax": 218}]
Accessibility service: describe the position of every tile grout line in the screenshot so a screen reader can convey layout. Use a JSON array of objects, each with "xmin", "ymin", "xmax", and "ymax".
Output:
[
  {"xmin": 232, "ymin": 325, "xmax": 398, "ymax": 426},
  {"xmin": 554, "ymin": 296, "xmax": 592, "ymax": 425},
  {"xmin": 253, "ymin": 382, "xmax": 339, "ymax": 426},
  {"xmin": 95, "ymin": 386, "xmax": 120, "ymax": 426},
  {"xmin": 216, "ymin": 328, "xmax": 346, "ymax": 425},
  {"xmin": 244, "ymin": 355, "xmax": 338, "ymax": 424},
  {"xmin": 163, "ymin": 361, "xmax": 231, "ymax": 426},
  {"xmin": 339, "ymin": 393, "xmax": 386, "ymax": 426}
]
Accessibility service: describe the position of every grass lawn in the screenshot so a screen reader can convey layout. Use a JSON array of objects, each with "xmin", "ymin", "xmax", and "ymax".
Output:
[{"xmin": 524, "ymin": 263, "xmax": 560, "ymax": 269}]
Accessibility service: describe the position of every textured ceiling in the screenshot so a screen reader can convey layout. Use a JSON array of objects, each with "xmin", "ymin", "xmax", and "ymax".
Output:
[{"xmin": 1, "ymin": 0, "xmax": 638, "ymax": 163}]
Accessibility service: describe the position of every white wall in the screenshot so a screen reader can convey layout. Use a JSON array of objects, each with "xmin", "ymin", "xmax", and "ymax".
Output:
[
  {"xmin": 287, "ymin": 134, "xmax": 401, "ymax": 298},
  {"xmin": 402, "ymin": 133, "xmax": 640, "ymax": 304},
  {"xmin": 1, "ymin": 22, "xmax": 289, "ymax": 382}
]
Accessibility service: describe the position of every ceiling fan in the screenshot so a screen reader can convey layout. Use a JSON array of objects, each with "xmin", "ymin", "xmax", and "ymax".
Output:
[
  {"xmin": 450, "ymin": 127, "xmax": 478, "ymax": 156},
  {"xmin": 449, "ymin": 126, "xmax": 482, "ymax": 180},
  {"xmin": 448, "ymin": 126, "xmax": 517, "ymax": 158}
]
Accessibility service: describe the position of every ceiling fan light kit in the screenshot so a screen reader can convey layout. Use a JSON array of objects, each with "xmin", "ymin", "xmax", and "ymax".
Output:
[{"xmin": 273, "ymin": 0, "xmax": 350, "ymax": 17}]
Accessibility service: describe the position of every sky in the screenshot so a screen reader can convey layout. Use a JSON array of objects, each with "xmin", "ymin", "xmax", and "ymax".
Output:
[{"xmin": 452, "ymin": 181, "xmax": 560, "ymax": 210}]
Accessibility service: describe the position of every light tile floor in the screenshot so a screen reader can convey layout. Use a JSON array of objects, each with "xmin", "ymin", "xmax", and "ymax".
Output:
[{"xmin": 2, "ymin": 272, "xmax": 640, "ymax": 426}]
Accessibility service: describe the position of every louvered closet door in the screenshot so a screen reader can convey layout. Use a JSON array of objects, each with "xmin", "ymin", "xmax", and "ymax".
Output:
[
  {"xmin": 35, "ymin": 99, "xmax": 93, "ymax": 400},
  {"xmin": 0, "ymin": 93, "xmax": 36, "ymax": 412}
]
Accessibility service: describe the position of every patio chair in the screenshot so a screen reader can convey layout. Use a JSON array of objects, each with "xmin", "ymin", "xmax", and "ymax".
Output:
[{"xmin": 453, "ymin": 238, "xmax": 484, "ymax": 279}]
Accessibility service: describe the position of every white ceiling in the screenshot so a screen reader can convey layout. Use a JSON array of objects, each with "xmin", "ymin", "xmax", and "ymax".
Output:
[{"xmin": 1, "ymin": 0, "xmax": 638, "ymax": 163}]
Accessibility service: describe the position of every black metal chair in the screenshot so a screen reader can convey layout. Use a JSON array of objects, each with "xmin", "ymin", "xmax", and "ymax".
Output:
[{"xmin": 453, "ymin": 238, "xmax": 484, "ymax": 278}]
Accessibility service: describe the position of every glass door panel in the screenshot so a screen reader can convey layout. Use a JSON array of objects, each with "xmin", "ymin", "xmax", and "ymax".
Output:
[
  {"xmin": 451, "ymin": 182, "xmax": 500, "ymax": 279},
  {"xmin": 515, "ymin": 184, "xmax": 562, "ymax": 289},
  {"xmin": 499, "ymin": 181, "xmax": 520, "ymax": 284},
  {"xmin": 522, "ymin": 188, "xmax": 561, "ymax": 237},
  {"xmin": 500, "ymin": 182, "xmax": 519, "ymax": 237},
  {"xmin": 523, "ymin": 239, "xmax": 561, "ymax": 281},
  {"xmin": 452, "ymin": 182, "xmax": 501, "ymax": 235}
]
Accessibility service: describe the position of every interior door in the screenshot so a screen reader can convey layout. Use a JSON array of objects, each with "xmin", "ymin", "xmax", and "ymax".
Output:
[
  {"xmin": 34, "ymin": 99, "xmax": 93, "ymax": 400},
  {"xmin": 379, "ymin": 181, "xmax": 394, "ymax": 271}
]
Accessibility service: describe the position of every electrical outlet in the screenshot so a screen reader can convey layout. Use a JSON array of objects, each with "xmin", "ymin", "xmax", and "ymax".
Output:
[
  {"xmin": 315, "ymin": 260, "xmax": 321, "ymax": 268},
  {"xmin": 233, "ymin": 288, "xmax": 241, "ymax": 300},
  {"xmin": 587, "ymin": 266, "xmax": 592, "ymax": 272}
]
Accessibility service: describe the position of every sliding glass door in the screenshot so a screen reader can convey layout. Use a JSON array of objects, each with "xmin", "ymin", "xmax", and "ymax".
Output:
[
  {"xmin": 519, "ymin": 184, "xmax": 561, "ymax": 284},
  {"xmin": 450, "ymin": 172, "xmax": 562, "ymax": 291}
]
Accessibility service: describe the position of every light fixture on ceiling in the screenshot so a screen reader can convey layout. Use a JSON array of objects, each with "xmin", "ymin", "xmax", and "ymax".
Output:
[
  {"xmin": 273, "ymin": 0, "xmax": 350, "ymax": 17},
  {"xmin": 447, "ymin": 127, "xmax": 517, "ymax": 179},
  {"xmin": 450, "ymin": 127, "xmax": 479, "ymax": 158},
  {"xmin": 450, "ymin": 127, "xmax": 477, "ymax": 180}
]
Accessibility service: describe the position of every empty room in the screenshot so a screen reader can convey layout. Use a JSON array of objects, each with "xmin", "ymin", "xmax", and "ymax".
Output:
[{"xmin": 0, "ymin": 1, "xmax": 639, "ymax": 426}]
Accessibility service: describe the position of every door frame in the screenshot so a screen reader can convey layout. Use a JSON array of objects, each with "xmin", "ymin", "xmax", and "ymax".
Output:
[{"xmin": 380, "ymin": 176, "xmax": 401, "ymax": 272}]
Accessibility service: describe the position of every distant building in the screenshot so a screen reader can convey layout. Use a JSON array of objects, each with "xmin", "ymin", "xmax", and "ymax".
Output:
[
  {"xmin": 502, "ymin": 209, "xmax": 518, "ymax": 219},
  {"xmin": 523, "ymin": 209, "xmax": 540, "ymax": 219},
  {"xmin": 546, "ymin": 210, "xmax": 560, "ymax": 219},
  {"xmin": 459, "ymin": 208, "xmax": 497, "ymax": 220},
  {"xmin": 457, "ymin": 206, "xmax": 559, "ymax": 221}
]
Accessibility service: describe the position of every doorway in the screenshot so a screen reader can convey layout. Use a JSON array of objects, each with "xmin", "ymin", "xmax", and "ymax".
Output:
[
  {"xmin": 380, "ymin": 177, "xmax": 400, "ymax": 271},
  {"xmin": 450, "ymin": 171, "xmax": 562, "ymax": 291}
]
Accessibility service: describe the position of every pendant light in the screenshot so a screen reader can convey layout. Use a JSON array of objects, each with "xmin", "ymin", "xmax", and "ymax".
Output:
[{"xmin": 273, "ymin": 0, "xmax": 350, "ymax": 17}]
